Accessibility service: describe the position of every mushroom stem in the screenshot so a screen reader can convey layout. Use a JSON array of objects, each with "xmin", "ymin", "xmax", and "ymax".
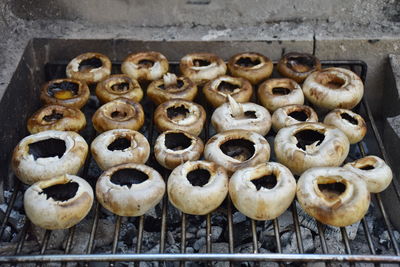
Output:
[
  {"xmin": 163, "ymin": 73, "xmax": 178, "ymax": 87},
  {"xmin": 228, "ymin": 95, "xmax": 244, "ymax": 118}
]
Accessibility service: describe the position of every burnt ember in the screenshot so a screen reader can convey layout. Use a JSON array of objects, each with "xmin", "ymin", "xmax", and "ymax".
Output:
[
  {"xmin": 251, "ymin": 174, "xmax": 277, "ymax": 190},
  {"xmin": 47, "ymin": 81, "xmax": 79, "ymax": 97},
  {"xmin": 193, "ymin": 59, "xmax": 210, "ymax": 67},
  {"xmin": 341, "ymin": 112, "xmax": 358, "ymax": 125},
  {"xmin": 111, "ymin": 82, "xmax": 129, "ymax": 91},
  {"xmin": 289, "ymin": 110, "xmax": 308, "ymax": 121},
  {"xmin": 217, "ymin": 81, "xmax": 239, "ymax": 93},
  {"xmin": 236, "ymin": 57, "xmax": 261, "ymax": 67},
  {"xmin": 295, "ymin": 130, "xmax": 325, "ymax": 150},
  {"xmin": 318, "ymin": 181, "xmax": 346, "ymax": 200},
  {"xmin": 272, "ymin": 87, "xmax": 291, "ymax": 95},
  {"xmin": 167, "ymin": 105, "xmax": 189, "ymax": 120},
  {"xmin": 187, "ymin": 168, "xmax": 211, "ymax": 187},
  {"xmin": 43, "ymin": 110, "xmax": 64, "ymax": 122},
  {"xmin": 165, "ymin": 132, "xmax": 192, "ymax": 150},
  {"xmin": 40, "ymin": 181, "xmax": 79, "ymax": 201},
  {"xmin": 110, "ymin": 168, "xmax": 148, "ymax": 188},
  {"xmin": 220, "ymin": 139, "xmax": 255, "ymax": 161},
  {"xmin": 138, "ymin": 59, "xmax": 154, "ymax": 68},
  {"xmin": 107, "ymin": 137, "xmax": 131, "ymax": 151},
  {"xmin": 28, "ymin": 138, "xmax": 66, "ymax": 160},
  {"xmin": 79, "ymin": 57, "xmax": 102, "ymax": 71}
]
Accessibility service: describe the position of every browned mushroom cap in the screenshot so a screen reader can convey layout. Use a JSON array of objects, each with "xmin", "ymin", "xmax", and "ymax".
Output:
[
  {"xmin": 154, "ymin": 99, "xmax": 206, "ymax": 136},
  {"xmin": 91, "ymin": 129, "xmax": 150, "ymax": 170},
  {"xmin": 274, "ymin": 122, "xmax": 349, "ymax": 176},
  {"xmin": 277, "ymin": 52, "xmax": 321, "ymax": 83},
  {"xmin": 40, "ymin": 78, "xmax": 90, "ymax": 109},
  {"xmin": 12, "ymin": 130, "xmax": 88, "ymax": 185},
  {"xmin": 303, "ymin": 68, "xmax": 364, "ymax": 110},
  {"xmin": 66, "ymin": 52, "xmax": 112, "ymax": 84},
  {"xmin": 203, "ymin": 75, "xmax": 253, "ymax": 108},
  {"xmin": 95, "ymin": 74, "xmax": 143, "ymax": 104},
  {"xmin": 323, "ymin": 109, "xmax": 367, "ymax": 144},
  {"xmin": 24, "ymin": 174, "xmax": 94, "ymax": 230},
  {"xmin": 271, "ymin": 104, "xmax": 318, "ymax": 132},
  {"xmin": 258, "ymin": 78, "xmax": 304, "ymax": 112},
  {"xmin": 121, "ymin": 51, "xmax": 169, "ymax": 81},
  {"xmin": 204, "ymin": 129, "xmax": 270, "ymax": 174},
  {"xmin": 154, "ymin": 130, "xmax": 204, "ymax": 170},
  {"xmin": 147, "ymin": 73, "xmax": 198, "ymax": 105},
  {"xmin": 92, "ymin": 98, "xmax": 145, "ymax": 133},
  {"xmin": 96, "ymin": 163, "xmax": 165, "ymax": 217},
  {"xmin": 168, "ymin": 160, "xmax": 228, "ymax": 215},
  {"xmin": 296, "ymin": 167, "xmax": 370, "ymax": 227},
  {"xmin": 228, "ymin": 52, "xmax": 273, "ymax": 85},
  {"xmin": 180, "ymin": 53, "xmax": 227, "ymax": 84},
  {"xmin": 27, "ymin": 104, "xmax": 86, "ymax": 134}
]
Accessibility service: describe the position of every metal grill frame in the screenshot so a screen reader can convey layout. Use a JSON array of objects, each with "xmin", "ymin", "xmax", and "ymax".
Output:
[{"xmin": 1, "ymin": 58, "xmax": 400, "ymax": 265}]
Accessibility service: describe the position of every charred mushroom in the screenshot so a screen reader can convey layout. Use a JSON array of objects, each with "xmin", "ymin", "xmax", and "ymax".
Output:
[
  {"xmin": 271, "ymin": 104, "xmax": 318, "ymax": 132},
  {"xmin": 180, "ymin": 53, "xmax": 227, "ymax": 84},
  {"xmin": 95, "ymin": 74, "xmax": 143, "ymax": 104},
  {"xmin": 66, "ymin": 52, "xmax": 111, "ymax": 84},
  {"xmin": 277, "ymin": 52, "xmax": 321, "ymax": 83}
]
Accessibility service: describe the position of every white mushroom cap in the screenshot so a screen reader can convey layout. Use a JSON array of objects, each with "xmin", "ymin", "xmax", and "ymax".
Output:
[
  {"xmin": 296, "ymin": 167, "xmax": 370, "ymax": 227},
  {"xmin": 303, "ymin": 67, "xmax": 364, "ymax": 110},
  {"xmin": 121, "ymin": 51, "xmax": 169, "ymax": 81},
  {"xmin": 211, "ymin": 95, "xmax": 271, "ymax": 135},
  {"xmin": 12, "ymin": 130, "xmax": 88, "ymax": 185},
  {"xmin": 271, "ymin": 104, "xmax": 318, "ymax": 132},
  {"xmin": 323, "ymin": 109, "xmax": 367, "ymax": 144},
  {"xmin": 66, "ymin": 52, "xmax": 111, "ymax": 84},
  {"xmin": 180, "ymin": 53, "xmax": 227, "ymax": 84},
  {"xmin": 24, "ymin": 174, "xmax": 94, "ymax": 230},
  {"xmin": 229, "ymin": 162, "xmax": 296, "ymax": 220},
  {"xmin": 344, "ymin": 155, "xmax": 393, "ymax": 193},
  {"xmin": 274, "ymin": 122, "xmax": 349, "ymax": 175},
  {"xmin": 168, "ymin": 160, "xmax": 228, "ymax": 215},
  {"xmin": 91, "ymin": 129, "xmax": 150, "ymax": 170}
]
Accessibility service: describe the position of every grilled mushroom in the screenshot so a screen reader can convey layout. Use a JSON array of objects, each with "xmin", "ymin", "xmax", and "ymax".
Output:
[
  {"xmin": 66, "ymin": 52, "xmax": 111, "ymax": 84},
  {"xmin": 95, "ymin": 74, "xmax": 143, "ymax": 104},
  {"xmin": 211, "ymin": 95, "xmax": 271, "ymax": 135},
  {"xmin": 229, "ymin": 162, "xmax": 296, "ymax": 220},
  {"xmin": 296, "ymin": 167, "xmax": 370, "ymax": 227},
  {"xmin": 92, "ymin": 98, "xmax": 145, "ymax": 133},
  {"xmin": 24, "ymin": 174, "xmax": 93, "ymax": 230},
  {"xmin": 40, "ymin": 78, "xmax": 90, "ymax": 109},
  {"xmin": 27, "ymin": 104, "xmax": 86, "ymax": 134},
  {"xmin": 147, "ymin": 73, "xmax": 198, "ymax": 105},
  {"xmin": 228, "ymin": 52, "xmax": 273, "ymax": 85},
  {"xmin": 203, "ymin": 75, "xmax": 253, "ymax": 108},
  {"xmin": 12, "ymin": 130, "xmax": 88, "ymax": 184},
  {"xmin": 154, "ymin": 130, "xmax": 204, "ymax": 170},
  {"xmin": 274, "ymin": 122, "xmax": 349, "ymax": 175},
  {"xmin": 121, "ymin": 51, "xmax": 169, "ymax": 81},
  {"xmin": 303, "ymin": 67, "xmax": 364, "ymax": 110},
  {"xmin": 168, "ymin": 160, "xmax": 228, "ymax": 215},
  {"xmin": 180, "ymin": 53, "xmax": 227, "ymax": 84},
  {"xmin": 204, "ymin": 129, "xmax": 270, "ymax": 174},
  {"xmin": 154, "ymin": 99, "xmax": 206, "ymax": 136},
  {"xmin": 258, "ymin": 78, "xmax": 304, "ymax": 112},
  {"xmin": 271, "ymin": 104, "xmax": 318, "ymax": 132},
  {"xmin": 344, "ymin": 156, "xmax": 393, "ymax": 193},
  {"xmin": 323, "ymin": 109, "xmax": 367, "ymax": 144},
  {"xmin": 96, "ymin": 163, "xmax": 165, "ymax": 216},
  {"xmin": 91, "ymin": 129, "xmax": 150, "ymax": 170},
  {"xmin": 277, "ymin": 52, "xmax": 321, "ymax": 83}
]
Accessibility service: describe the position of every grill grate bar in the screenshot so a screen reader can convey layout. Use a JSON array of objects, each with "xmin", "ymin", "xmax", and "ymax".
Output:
[
  {"xmin": 206, "ymin": 213, "xmax": 212, "ymax": 253},
  {"xmin": 273, "ymin": 219, "xmax": 282, "ymax": 254},
  {"xmin": 291, "ymin": 202, "xmax": 304, "ymax": 254},
  {"xmin": 251, "ymin": 219, "xmax": 258, "ymax": 253},
  {"xmin": 86, "ymin": 202, "xmax": 100, "ymax": 255},
  {"xmin": 0, "ymin": 181, "xmax": 20, "ymax": 240},
  {"xmin": 180, "ymin": 213, "xmax": 187, "ymax": 267},
  {"xmin": 136, "ymin": 215, "xmax": 144, "ymax": 253},
  {"xmin": 159, "ymin": 196, "xmax": 168, "ymax": 253}
]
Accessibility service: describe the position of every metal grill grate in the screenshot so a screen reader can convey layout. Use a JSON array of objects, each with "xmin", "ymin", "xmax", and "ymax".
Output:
[{"xmin": 1, "ymin": 60, "xmax": 400, "ymax": 265}]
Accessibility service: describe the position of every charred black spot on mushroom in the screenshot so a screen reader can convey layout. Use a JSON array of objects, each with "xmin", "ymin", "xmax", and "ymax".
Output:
[
  {"xmin": 158, "ymin": 79, "xmax": 184, "ymax": 90},
  {"xmin": 244, "ymin": 111, "xmax": 257, "ymax": 119},
  {"xmin": 217, "ymin": 81, "xmax": 239, "ymax": 93},
  {"xmin": 360, "ymin": 165, "xmax": 375, "ymax": 170},
  {"xmin": 288, "ymin": 110, "xmax": 308, "ymax": 121},
  {"xmin": 318, "ymin": 181, "xmax": 346, "ymax": 200},
  {"xmin": 110, "ymin": 168, "xmax": 148, "ymax": 188},
  {"xmin": 295, "ymin": 130, "xmax": 325, "ymax": 150},
  {"xmin": 40, "ymin": 181, "xmax": 79, "ymax": 201},
  {"xmin": 47, "ymin": 81, "xmax": 79, "ymax": 98},
  {"xmin": 220, "ymin": 139, "xmax": 255, "ymax": 162},
  {"xmin": 187, "ymin": 168, "xmax": 211, "ymax": 187},
  {"xmin": 43, "ymin": 110, "xmax": 64, "ymax": 122},
  {"xmin": 111, "ymin": 111, "xmax": 127, "ymax": 119},
  {"xmin": 193, "ymin": 59, "xmax": 210, "ymax": 67},
  {"xmin": 341, "ymin": 112, "xmax": 358, "ymax": 125},
  {"xmin": 111, "ymin": 82, "xmax": 130, "ymax": 92},
  {"xmin": 28, "ymin": 138, "xmax": 66, "ymax": 160},
  {"xmin": 78, "ymin": 57, "xmax": 102, "ymax": 71},
  {"xmin": 165, "ymin": 132, "xmax": 192, "ymax": 150},
  {"xmin": 272, "ymin": 87, "xmax": 291, "ymax": 95},
  {"xmin": 236, "ymin": 57, "xmax": 261, "ymax": 67},
  {"xmin": 108, "ymin": 137, "xmax": 131, "ymax": 151},
  {"xmin": 251, "ymin": 174, "xmax": 277, "ymax": 190},
  {"xmin": 286, "ymin": 54, "xmax": 316, "ymax": 72},
  {"xmin": 138, "ymin": 59, "xmax": 154, "ymax": 68},
  {"xmin": 167, "ymin": 105, "xmax": 190, "ymax": 121}
]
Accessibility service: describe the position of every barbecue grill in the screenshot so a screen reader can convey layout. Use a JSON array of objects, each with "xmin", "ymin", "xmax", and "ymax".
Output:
[{"xmin": 0, "ymin": 39, "xmax": 400, "ymax": 266}]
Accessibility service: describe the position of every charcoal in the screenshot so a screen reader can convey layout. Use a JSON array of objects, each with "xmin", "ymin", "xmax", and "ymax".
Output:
[
  {"xmin": 379, "ymin": 230, "xmax": 400, "ymax": 249},
  {"xmin": 119, "ymin": 222, "xmax": 137, "ymax": 246},
  {"xmin": 30, "ymin": 224, "xmax": 67, "ymax": 250},
  {"xmin": 165, "ymin": 244, "xmax": 180, "ymax": 253},
  {"xmin": 232, "ymin": 211, "xmax": 246, "ymax": 224},
  {"xmin": 193, "ymin": 237, "xmax": 206, "ymax": 251},
  {"xmin": 167, "ymin": 230, "xmax": 175, "ymax": 245},
  {"xmin": 196, "ymin": 226, "xmax": 222, "ymax": 242},
  {"xmin": 282, "ymin": 226, "xmax": 314, "ymax": 254},
  {"xmin": 0, "ymin": 203, "xmax": 25, "ymax": 231},
  {"xmin": 199, "ymin": 242, "xmax": 229, "ymax": 253},
  {"xmin": 0, "ymin": 226, "xmax": 12, "ymax": 242}
]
